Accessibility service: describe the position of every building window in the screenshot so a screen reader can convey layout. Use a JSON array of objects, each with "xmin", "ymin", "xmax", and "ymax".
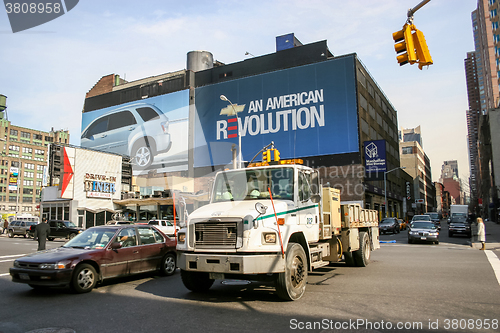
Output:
[
  {"xmin": 44, "ymin": 136, "xmax": 53, "ymax": 143},
  {"xmin": 37, "ymin": 165, "xmax": 44, "ymax": 171},
  {"xmin": 23, "ymin": 197, "xmax": 32, "ymax": 203},
  {"xmin": 11, "ymin": 161, "xmax": 19, "ymax": 167},
  {"xmin": 35, "ymin": 149, "xmax": 44, "ymax": 155},
  {"xmin": 34, "ymin": 134, "xmax": 42, "ymax": 141},
  {"xmin": 20, "ymin": 131, "xmax": 31, "ymax": 139},
  {"xmin": 10, "ymin": 129, "xmax": 18, "ymax": 136},
  {"xmin": 24, "ymin": 163, "xmax": 34, "ymax": 170},
  {"xmin": 23, "ymin": 180, "xmax": 33, "ymax": 186},
  {"xmin": 9, "ymin": 145, "xmax": 19, "ymax": 152},
  {"xmin": 22, "ymin": 147, "xmax": 32, "ymax": 154},
  {"xmin": 402, "ymin": 146, "xmax": 413, "ymax": 155},
  {"xmin": 24, "ymin": 171, "xmax": 34, "ymax": 178}
]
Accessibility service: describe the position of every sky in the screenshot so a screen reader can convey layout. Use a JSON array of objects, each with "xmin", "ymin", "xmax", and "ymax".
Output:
[{"xmin": 0, "ymin": 0, "xmax": 477, "ymax": 183}]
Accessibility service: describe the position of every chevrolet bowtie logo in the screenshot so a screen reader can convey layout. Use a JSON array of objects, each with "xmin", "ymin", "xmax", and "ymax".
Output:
[{"xmin": 220, "ymin": 104, "xmax": 246, "ymax": 116}]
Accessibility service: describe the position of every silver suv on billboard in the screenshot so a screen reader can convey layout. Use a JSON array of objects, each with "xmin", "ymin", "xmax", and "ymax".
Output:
[{"xmin": 81, "ymin": 103, "xmax": 171, "ymax": 168}]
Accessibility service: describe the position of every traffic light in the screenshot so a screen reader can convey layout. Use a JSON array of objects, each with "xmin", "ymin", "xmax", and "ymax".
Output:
[
  {"xmin": 393, "ymin": 23, "xmax": 433, "ymax": 69},
  {"xmin": 412, "ymin": 28, "xmax": 433, "ymax": 69},
  {"xmin": 393, "ymin": 24, "xmax": 417, "ymax": 66},
  {"xmin": 262, "ymin": 150, "xmax": 271, "ymax": 162},
  {"xmin": 273, "ymin": 149, "xmax": 280, "ymax": 161}
]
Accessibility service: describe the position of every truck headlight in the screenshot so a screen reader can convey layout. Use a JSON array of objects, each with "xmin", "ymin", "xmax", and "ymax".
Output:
[
  {"xmin": 178, "ymin": 232, "xmax": 186, "ymax": 243},
  {"xmin": 263, "ymin": 233, "xmax": 276, "ymax": 244}
]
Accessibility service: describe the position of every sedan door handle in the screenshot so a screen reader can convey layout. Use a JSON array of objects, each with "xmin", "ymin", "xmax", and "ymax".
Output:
[
  {"xmin": 101, "ymin": 134, "xmax": 107, "ymax": 138},
  {"xmin": 128, "ymin": 127, "xmax": 135, "ymax": 131},
  {"xmin": 133, "ymin": 250, "xmax": 139, "ymax": 254}
]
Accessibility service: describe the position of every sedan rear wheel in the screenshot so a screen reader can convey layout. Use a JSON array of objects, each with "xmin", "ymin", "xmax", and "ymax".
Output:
[{"xmin": 159, "ymin": 253, "xmax": 176, "ymax": 276}]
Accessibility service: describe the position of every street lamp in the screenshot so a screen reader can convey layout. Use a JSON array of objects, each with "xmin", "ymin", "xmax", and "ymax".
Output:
[
  {"xmin": 384, "ymin": 166, "xmax": 406, "ymax": 218},
  {"xmin": 220, "ymin": 95, "xmax": 242, "ymax": 169}
]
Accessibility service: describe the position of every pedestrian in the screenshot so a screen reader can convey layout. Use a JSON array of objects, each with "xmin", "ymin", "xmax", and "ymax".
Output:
[
  {"xmin": 477, "ymin": 217, "xmax": 486, "ymax": 251},
  {"xmin": 2, "ymin": 219, "xmax": 8, "ymax": 235},
  {"xmin": 34, "ymin": 218, "xmax": 50, "ymax": 251}
]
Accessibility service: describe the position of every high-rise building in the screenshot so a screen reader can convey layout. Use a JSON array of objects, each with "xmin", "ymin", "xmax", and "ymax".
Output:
[
  {"xmin": 0, "ymin": 113, "xmax": 69, "ymax": 218},
  {"xmin": 465, "ymin": 52, "xmax": 481, "ymax": 200},
  {"xmin": 399, "ymin": 126, "xmax": 435, "ymax": 214}
]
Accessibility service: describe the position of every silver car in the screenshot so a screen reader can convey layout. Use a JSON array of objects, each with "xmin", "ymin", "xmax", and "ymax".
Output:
[
  {"xmin": 81, "ymin": 103, "xmax": 171, "ymax": 168},
  {"xmin": 408, "ymin": 221, "xmax": 439, "ymax": 244}
]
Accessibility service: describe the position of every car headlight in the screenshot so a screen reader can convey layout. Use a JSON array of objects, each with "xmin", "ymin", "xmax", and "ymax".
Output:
[
  {"xmin": 13, "ymin": 260, "xmax": 20, "ymax": 268},
  {"xmin": 177, "ymin": 232, "xmax": 185, "ymax": 243},
  {"xmin": 39, "ymin": 262, "xmax": 67, "ymax": 270}
]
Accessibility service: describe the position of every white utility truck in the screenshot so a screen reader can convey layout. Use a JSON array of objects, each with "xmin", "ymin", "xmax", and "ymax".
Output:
[{"xmin": 176, "ymin": 147, "xmax": 379, "ymax": 301}]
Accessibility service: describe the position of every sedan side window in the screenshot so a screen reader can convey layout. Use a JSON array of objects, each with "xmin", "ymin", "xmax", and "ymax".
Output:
[
  {"xmin": 116, "ymin": 228, "xmax": 137, "ymax": 248},
  {"xmin": 138, "ymin": 227, "xmax": 164, "ymax": 245},
  {"xmin": 107, "ymin": 111, "xmax": 137, "ymax": 131}
]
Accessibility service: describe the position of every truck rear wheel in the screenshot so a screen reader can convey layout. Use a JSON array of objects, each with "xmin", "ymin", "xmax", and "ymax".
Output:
[
  {"xmin": 353, "ymin": 231, "xmax": 371, "ymax": 267},
  {"xmin": 275, "ymin": 242, "xmax": 307, "ymax": 301},
  {"xmin": 180, "ymin": 270, "xmax": 214, "ymax": 292}
]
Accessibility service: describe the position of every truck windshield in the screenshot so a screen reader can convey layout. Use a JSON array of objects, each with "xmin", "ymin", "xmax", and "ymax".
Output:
[{"xmin": 212, "ymin": 167, "xmax": 294, "ymax": 202}]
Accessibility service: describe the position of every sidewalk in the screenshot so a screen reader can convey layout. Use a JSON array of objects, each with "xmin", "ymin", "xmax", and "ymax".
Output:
[{"xmin": 470, "ymin": 220, "xmax": 500, "ymax": 250}]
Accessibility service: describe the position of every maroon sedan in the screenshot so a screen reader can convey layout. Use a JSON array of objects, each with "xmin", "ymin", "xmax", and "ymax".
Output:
[{"xmin": 10, "ymin": 225, "xmax": 177, "ymax": 293}]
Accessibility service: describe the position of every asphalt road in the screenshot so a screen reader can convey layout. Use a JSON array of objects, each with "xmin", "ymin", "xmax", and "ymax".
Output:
[{"xmin": 0, "ymin": 224, "xmax": 499, "ymax": 333}]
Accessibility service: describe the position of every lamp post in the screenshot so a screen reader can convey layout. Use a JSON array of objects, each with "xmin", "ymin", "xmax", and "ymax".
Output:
[
  {"xmin": 220, "ymin": 95, "xmax": 242, "ymax": 169},
  {"xmin": 384, "ymin": 166, "xmax": 406, "ymax": 218}
]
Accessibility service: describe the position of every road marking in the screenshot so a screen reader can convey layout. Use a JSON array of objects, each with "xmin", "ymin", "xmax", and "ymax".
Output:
[
  {"xmin": 0, "ymin": 254, "xmax": 29, "ymax": 259},
  {"xmin": 0, "ymin": 273, "xmax": 9, "ymax": 277},
  {"xmin": 485, "ymin": 250, "xmax": 500, "ymax": 286}
]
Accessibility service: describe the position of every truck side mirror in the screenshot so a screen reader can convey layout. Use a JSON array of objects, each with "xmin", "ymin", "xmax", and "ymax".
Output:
[{"xmin": 310, "ymin": 194, "xmax": 321, "ymax": 204}]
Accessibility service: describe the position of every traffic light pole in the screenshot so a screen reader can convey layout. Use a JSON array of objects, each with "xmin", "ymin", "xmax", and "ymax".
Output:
[{"xmin": 407, "ymin": 0, "xmax": 431, "ymax": 21}]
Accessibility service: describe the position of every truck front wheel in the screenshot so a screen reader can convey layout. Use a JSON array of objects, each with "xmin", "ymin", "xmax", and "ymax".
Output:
[
  {"xmin": 180, "ymin": 270, "xmax": 214, "ymax": 292},
  {"xmin": 275, "ymin": 242, "xmax": 307, "ymax": 301},
  {"xmin": 353, "ymin": 231, "xmax": 371, "ymax": 267}
]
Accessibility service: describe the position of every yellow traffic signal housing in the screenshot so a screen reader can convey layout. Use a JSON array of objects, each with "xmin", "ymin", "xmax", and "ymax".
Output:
[
  {"xmin": 412, "ymin": 28, "xmax": 433, "ymax": 69},
  {"xmin": 262, "ymin": 150, "xmax": 271, "ymax": 162},
  {"xmin": 392, "ymin": 24, "xmax": 417, "ymax": 66},
  {"xmin": 392, "ymin": 23, "xmax": 432, "ymax": 69},
  {"xmin": 273, "ymin": 149, "xmax": 280, "ymax": 161}
]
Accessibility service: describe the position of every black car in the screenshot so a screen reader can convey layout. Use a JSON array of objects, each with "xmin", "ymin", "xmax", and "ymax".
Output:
[
  {"xmin": 448, "ymin": 216, "xmax": 471, "ymax": 237},
  {"xmin": 379, "ymin": 218, "xmax": 400, "ymax": 234},
  {"xmin": 46, "ymin": 220, "xmax": 83, "ymax": 240}
]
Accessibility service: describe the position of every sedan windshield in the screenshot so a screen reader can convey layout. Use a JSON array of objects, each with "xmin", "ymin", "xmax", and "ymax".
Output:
[
  {"xmin": 411, "ymin": 222, "xmax": 435, "ymax": 229},
  {"xmin": 63, "ymin": 228, "xmax": 117, "ymax": 249},
  {"xmin": 212, "ymin": 167, "xmax": 295, "ymax": 202},
  {"xmin": 412, "ymin": 216, "xmax": 431, "ymax": 221}
]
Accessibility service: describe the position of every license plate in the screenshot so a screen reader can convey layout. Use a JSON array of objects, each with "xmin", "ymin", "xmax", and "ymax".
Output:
[
  {"xmin": 421, "ymin": 237, "xmax": 427, "ymax": 240},
  {"xmin": 209, "ymin": 273, "xmax": 224, "ymax": 280},
  {"xmin": 19, "ymin": 273, "xmax": 30, "ymax": 281}
]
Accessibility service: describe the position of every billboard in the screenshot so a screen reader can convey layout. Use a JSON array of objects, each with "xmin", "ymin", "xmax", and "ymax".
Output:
[
  {"xmin": 193, "ymin": 56, "xmax": 358, "ymax": 168},
  {"xmin": 81, "ymin": 89, "xmax": 189, "ymax": 174},
  {"xmin": 364, "ymin": 140, "xmax": 387, "ymax": 178},
  {"xmin": 59, "ymin": 146, "xmax": 122, "ymax": 205}
]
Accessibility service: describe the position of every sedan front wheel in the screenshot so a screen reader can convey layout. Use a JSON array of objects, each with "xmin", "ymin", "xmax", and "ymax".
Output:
[{"xmin": 71, "ymin": 263, "xmax": 97, "ymax": 293}]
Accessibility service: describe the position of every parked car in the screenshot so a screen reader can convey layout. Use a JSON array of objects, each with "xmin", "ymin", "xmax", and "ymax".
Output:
[
  {"xmin": 448, "ymin": 215, "xmax": 471, "ymax": 237},
  {"xmin": 10, "ymin": 224, "xmax": 177, "ymax": 293},
  {"xmin": 147, "ymin": 220, "xmax": 180, "ymax": 236},
  {"xmin": 46, "ymin": 220, "xmax": 84, "ymax": 241},
  {"xmin": 379, "ymin": 217, "xmax": 400, "ymax": 234},
  {"xmin": 8, "ymin": 221, "xmax": 39, "ymax": 238},
  {"xmin": 408, "ymin": 221, "xmax": 440, "ymax": 244},
  {"xmin": 80, "ymin": 103, "xmax": 171, "ymax": 169}
]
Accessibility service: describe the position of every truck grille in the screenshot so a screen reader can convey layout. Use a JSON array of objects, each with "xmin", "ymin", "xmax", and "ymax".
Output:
[{"xmin": 195, "ymin": 222, "xmax": 238, "ymax": 248}]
